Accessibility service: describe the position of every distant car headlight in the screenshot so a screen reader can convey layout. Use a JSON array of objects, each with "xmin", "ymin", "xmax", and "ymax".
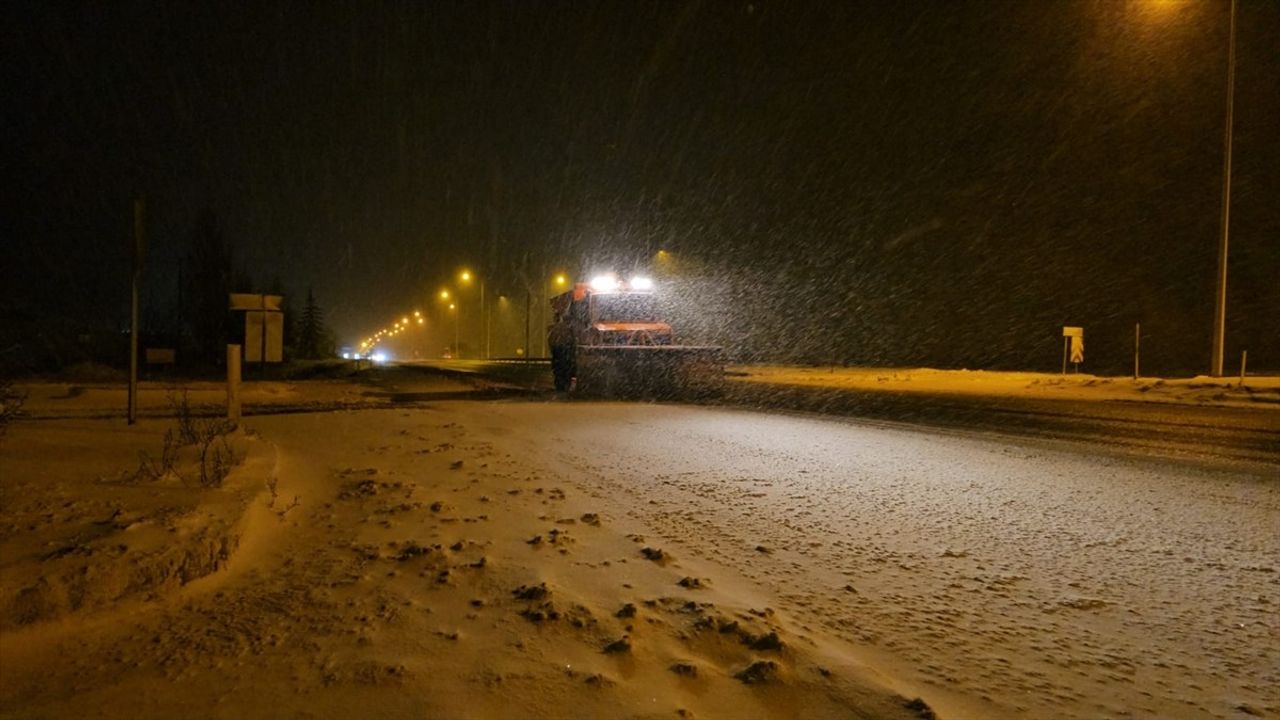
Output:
[{"xmin": 629, "ymin": 276, "xmax": 653, "ymax": 290}]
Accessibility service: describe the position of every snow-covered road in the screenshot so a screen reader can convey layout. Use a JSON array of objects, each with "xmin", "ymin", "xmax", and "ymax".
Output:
[
  {"xmin": 4, "ymin": 394, "xmax": 1273, "ymax": 719},
  {"xmin": 446, "ymin": 399, "xmax": 1277, "ymax": 719}
]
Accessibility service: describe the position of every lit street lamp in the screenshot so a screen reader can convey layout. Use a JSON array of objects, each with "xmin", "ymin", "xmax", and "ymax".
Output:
[{"xmin": 438, "ymin": 289, "xmax": 460, "ymax": 357}]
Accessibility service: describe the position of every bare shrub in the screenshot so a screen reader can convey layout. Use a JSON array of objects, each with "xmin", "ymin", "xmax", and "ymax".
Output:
[
  {"xmin": 134, "ymin": 429, "xmax": 180, "ymax": 482},
  {"xmin": 0, "ymin": 380, "xmax": 25, "ymax": 438},
  {"xmin": 167, "ymin": 387, "xmax": 239, "ymax": 446},
  {"xmin": 198, "ymin": 432, "xmax": 243, "ymax": 488},
  {"xmin": 276, "ymin": 495, "xmax": 301, "ymax": 519},
  {"xmin": 129, "ymin": 387, "xmax": 244, "ymax": 487},
  {"xmin": 168, "ymin": 388, "xmax": 198, "ymax": 444}
]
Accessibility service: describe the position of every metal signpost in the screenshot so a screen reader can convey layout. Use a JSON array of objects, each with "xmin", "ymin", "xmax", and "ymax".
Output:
[
  {"xmin": 128, "ymin": 198, "xmax": 145, "ymax": 425},
  {"xmin": 1062, "ymin": 326, "xmax": 1084, "ymax": 374}
]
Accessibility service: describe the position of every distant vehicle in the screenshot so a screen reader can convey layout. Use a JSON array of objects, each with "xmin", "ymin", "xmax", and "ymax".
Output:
[{"xmin": 548, "ymin": 274, "xmax": 723, "ymax": 397}]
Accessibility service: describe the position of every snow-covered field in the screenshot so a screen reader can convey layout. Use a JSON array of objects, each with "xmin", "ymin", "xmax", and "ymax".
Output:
[{"xmin": 1, "ymin": 377, "xmax": 1275, "ymax": 719}]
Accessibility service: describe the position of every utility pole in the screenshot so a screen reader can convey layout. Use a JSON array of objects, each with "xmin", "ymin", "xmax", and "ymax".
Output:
[
  {"xmin": 1211, "ymin": 0, "xmax": 1237, "ymax": 377},
  {"xmin": 524, "ymin": 291, "xmax": 531, "ymax": 361},
  {"xmin": 482, "ymin": 278, "xmax": 489, "ymax": 359},
  {"xmin": 539, "ymin": 262, "xmax": 548, "ymax": 358},
  {"xmin": 1134, "ymin": 322, "xmax": 1141, "ymax": 380},
  {"xmin": 128, "ymin": 198, "xmax": 144, "ymax": 425}
]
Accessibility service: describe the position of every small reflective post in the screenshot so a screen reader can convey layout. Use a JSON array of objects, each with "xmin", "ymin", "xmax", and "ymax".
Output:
[{"xmin": 227, "ymin": 344, "xmax": 241, "ymax": 424}]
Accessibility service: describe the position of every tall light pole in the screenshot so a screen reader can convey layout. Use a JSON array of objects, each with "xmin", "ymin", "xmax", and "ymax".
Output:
[
  {"xmin": 451, "ymin": 303, "xmax": 459, "ymax": 355},
  {"xmin": 459, "ymin": 269, "xmax": 489, "ymax": 359},
  {"xmin": 1211, "ymin": 0, "xmax": 1237, "ymax": 377},
  {"xmin": 439, "ymin": 289, "xmax": 458, "ymax": 358},
  {"xmin": 543, "ymin": 273, "xmax": 569, "ymax": 357}
]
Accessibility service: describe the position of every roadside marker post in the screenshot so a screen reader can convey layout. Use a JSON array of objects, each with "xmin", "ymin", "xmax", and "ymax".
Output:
[
  {"xmin": 1062, "ymin": 326, "xmax": 1084, "ymax": 374},
  {"xmin": 227, "ymin": 344, "xmax": 241, "ymax": 424}
]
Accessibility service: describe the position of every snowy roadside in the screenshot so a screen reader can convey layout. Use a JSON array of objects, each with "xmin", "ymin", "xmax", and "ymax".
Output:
[
  {"xmin": 10, "ymin": 369, "xmax": 517, "ymax": 421},
  {"xmin": 13, "ymin": 380, "xmax": 374, "ymax": 420},
  {"xmin": 0, "ymin": 405, "xmax": 938, "ymax": 720},
  {"xmin": 0, "ymin": 415, "xmax": 276, "ymax": 631},
  {"xmin": 731, "ymin": 366, "xmax": 1280, "ymax": 409}
]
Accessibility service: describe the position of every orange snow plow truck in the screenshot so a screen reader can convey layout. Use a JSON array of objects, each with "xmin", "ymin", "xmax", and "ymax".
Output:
[{"xmin": 548, "ymin": 275, "xmax": 724, "ymax": 397}]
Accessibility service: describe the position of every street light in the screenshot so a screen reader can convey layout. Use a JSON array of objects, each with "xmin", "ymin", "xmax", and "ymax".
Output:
[
  {"xmin": 1211, "ymin": 0, "xmax": 1236, "ymax": 377},
  {"xmin": 458, "ymin": 269, "xmax": 488, "ymax": 359},
  {"xmin": 438, "ymin": 289, "xmax": 461, "ymax": 358},
  {"xmin": 449, "ymin": 302, "xmax": 458, "ymax": 356}
]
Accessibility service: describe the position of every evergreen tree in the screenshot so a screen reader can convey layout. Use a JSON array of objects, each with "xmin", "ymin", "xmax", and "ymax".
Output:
[{"xmin": 297, "ymin": 287, "xmax": 333, "ymax": 359}]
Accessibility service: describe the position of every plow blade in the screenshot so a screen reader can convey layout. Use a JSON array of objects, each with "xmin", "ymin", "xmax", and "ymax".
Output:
[{"xmin": 574, "ymin": 345, "xmax": 724, "ymax": 398}]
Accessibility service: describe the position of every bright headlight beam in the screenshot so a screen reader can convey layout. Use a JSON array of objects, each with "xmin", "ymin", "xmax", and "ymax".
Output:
[{"xmin": 590, "ymin": 275, "xmax": 619, "ymax": 292}]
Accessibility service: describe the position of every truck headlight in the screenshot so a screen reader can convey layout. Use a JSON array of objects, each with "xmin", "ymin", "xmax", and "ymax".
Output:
[{"xmin": 590, "ymin": 275, "xmax": 619, "ymax": 291}]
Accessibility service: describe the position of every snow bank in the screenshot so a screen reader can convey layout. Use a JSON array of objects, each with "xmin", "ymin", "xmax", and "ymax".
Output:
[
  {"xmin": 0, "ymin": 420, "xmax": 276, "ymax": 630},
  {"xmin": 732, "ymin": 366, "xmax": 1280, "ymax": 408}
]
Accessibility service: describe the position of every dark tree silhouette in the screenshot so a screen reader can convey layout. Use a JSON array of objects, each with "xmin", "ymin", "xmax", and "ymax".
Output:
[{"xmin": 296, "ymin": 287, "xmax": 334, "ymax": 360}]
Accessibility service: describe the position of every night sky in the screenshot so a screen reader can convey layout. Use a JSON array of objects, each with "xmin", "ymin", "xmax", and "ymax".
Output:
[{"xmin": 4, "ymin": 1, "xmax": 1277, "ymax": 373}]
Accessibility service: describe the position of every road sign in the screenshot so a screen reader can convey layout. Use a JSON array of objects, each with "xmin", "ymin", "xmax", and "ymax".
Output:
[
  {"xmin": 243, "ymin": 310, "xmax": 284, "ymax": 363},
  {"xmin": 1061, "ymin": 326, "xmax": 1084, "ymax": 371},
  {"xmin": 144, "ymin": 348, "xmax": 176, "ymax": 365},
  {"xmin": 232, "ymin": 294, "xmax": 285, "ymax": 363},
  {"xmin": 230, "ymin": 293, "xmax": 283, "ymax": 311}
]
